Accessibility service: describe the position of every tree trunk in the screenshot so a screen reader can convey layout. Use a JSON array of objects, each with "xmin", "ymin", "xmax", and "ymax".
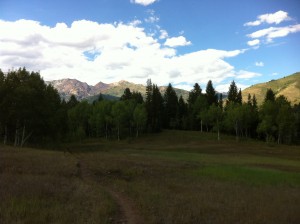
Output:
[
  {"xmin": 4, "ymin": 125, "xmax": 7, "ymax": 145},
  {"xmin": 105, "ymin": 122, "xmax": 108, "ymax": 139},
  {"xmin": 201, "ymin": 120, "xmax": 203, "ymax": 132},
  {"xmin": 117, "ymin": 124, "xmax": 120, "ymax": 141},
  {"xmin": 235, "ymin": 120, "xmax": 239, "ymax": 142},
  {"xmin": 20, "ymin": 125, "xmax": 32, "ymax": 147},
  {"xmin": 14, "ymin": 121, "xmax": 19, "ymax": 147},
  {"xmin": 21, "ymin": 125, "xmax": 26, "ymax": 147},
  {"xmin": 136, "ymin": 124, "xmax": 139, "ymax": 138},
  {"xmin": 217, "ymin": 120, "xmax": 220, "ymax": 141}
]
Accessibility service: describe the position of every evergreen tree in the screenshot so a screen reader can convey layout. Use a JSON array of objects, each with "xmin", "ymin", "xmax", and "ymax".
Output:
[
  {"xmin": 177, "ymin": 95, "xmax": 188, "ymax": 129},
  {"xmin": 188, "ymin": 83, "xmax": 202, "ymax": 106},
  {"xmin": 227, "ymin": 80, "xmax": 238, "ymax": 105},
  {"xmin": 218, "ymin": 93, "xmax": 223, "ymax": 110},
  {"xmin": 252, "ymin": 94, "xmax": 258, "ymax": 109},
  {"xmin": 187, "ymin": 83, "xmax": 203, "ymax": 130},
  {"xmin": 247, "ymin": 94, "xmax": 252, "ymax": 106},
  {"xmin": 132, "ymin": 91, "xmax": 144, "ymax": 104},
  {"xmin": 0, "ymin": 68, "xmax": 65, "ymax": 146},
  {"xmin": 151, "ymin": 85, "xmax": 164, "ymax": 132},
  {"xmin": 205, "ymin": 80, "xmax": 217, "ymax": 106},
  {"xmin": 264, "ymin": 89, "xmax": 275, "ymax": 102},
  {"xmin": 120, "ymin": 88, "xmax": 132, "ymax": 101},
  {"xmin": 237, "ymin": 89, "xmax": 242, "ymax": 104},
  {"xmin": 163, "ymin": 83, "xmax": 178, "ymax": 129},
  {"xmin": 67, "ymin": 95, "xmax": 79, "ymax": 109},
  {"xmin": 145, "ymin": 80, "xmax": 163, "ymax": 132}
]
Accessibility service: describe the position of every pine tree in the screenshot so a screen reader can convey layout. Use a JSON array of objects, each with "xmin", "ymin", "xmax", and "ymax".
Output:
[
  {"xmin": 247, "ymin": 93, "xmax": 252, "ymax": 106},
  {"xmin": 132, "ymin": 91, "xmax": 144, "ymax": 104},
  {"xmin": 177, "ymin": 95, "xmax": 188, "ymax": 129},
  {"xmin": 252, "ymin": 94, "xmax": 258, "ymax": 109},
  {"xmin": 218, "ymin": 93, "xmax": 223, "ymax": 110},
  {"xmin": 237, "ymin": 89, "xmax": 242, "ymax": 104},
  {"xmin": 205, "ymin": 80, "xmax": 217, "ymax": 106},
  {"xmin": 264, "ymin": 89, "xmax": 275, "ymax": 102},
  {"xmin": 187, "ymin": 83, "xmax": 203, "ymax": 130},
  {"xmin": 188, "ymin": 83, "xmax": 202, "ymax": 106},
  {"xmin": 227, "ymin": 80, "xmax": 238, "ymax": 105},
  {"xmin": 120, "ymin": 88, "xmax": 132, "ymax": 101},
  {"xmin": 163, "ymin": 83, "xmax": 178, "ymax": 128}
]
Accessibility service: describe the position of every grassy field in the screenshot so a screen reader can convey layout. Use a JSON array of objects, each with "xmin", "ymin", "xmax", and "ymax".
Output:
[{"xmin": 1, "ymin": 130, "xmax": 300, "ymax": 223}]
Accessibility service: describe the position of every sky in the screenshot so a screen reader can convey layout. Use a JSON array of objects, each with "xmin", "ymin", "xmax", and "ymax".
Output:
[{"xmin": 0, "ymin": 0, "xmax": 299, "ymax": 92}]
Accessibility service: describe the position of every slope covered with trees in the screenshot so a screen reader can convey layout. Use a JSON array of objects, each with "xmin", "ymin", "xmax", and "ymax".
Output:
[{"xmin": 1, "ymin": 68, "xmax": 299, "ymax": 146}]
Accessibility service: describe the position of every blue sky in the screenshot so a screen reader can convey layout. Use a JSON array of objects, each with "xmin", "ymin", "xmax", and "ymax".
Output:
[{"xmin": 0, "ymin": 0, "xmax": 299, "ymax": 92}]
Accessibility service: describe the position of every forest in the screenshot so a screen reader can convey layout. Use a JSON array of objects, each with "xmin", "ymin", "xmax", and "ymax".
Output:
[{"xmin": 0, "ymin": 67, "xmax": 299, "ymax": 146}]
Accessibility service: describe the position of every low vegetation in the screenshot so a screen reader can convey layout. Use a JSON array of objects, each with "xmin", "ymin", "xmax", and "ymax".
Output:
[
  {"xmin": 242, "ymin": 72, "xmax": 300, "ymax": 105},
  {"xmin": 1, "ymin": 130, "xmax": 300, "ymax": 223}
]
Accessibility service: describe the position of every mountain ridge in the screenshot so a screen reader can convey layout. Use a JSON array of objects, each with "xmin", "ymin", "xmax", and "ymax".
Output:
[
  {"xmin": 47, "ymin": 72, "xmax": 300, "ymax": 104},
  {"xmin": 46, "ymin": 79, "xmax": 190, "ymax": 101}
]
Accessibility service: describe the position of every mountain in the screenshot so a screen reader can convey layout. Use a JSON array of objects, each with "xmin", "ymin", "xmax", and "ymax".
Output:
[
  {"xmin": 242, "ymin": 72, "xmax": 300, "ymax": 105},
  {"xmin": 46, "ymin": 79, "xmax": 93, "ymax": 100},
  {"xmin": 47, "ymin": 79, "xmax": 190, "ymax": 101}
]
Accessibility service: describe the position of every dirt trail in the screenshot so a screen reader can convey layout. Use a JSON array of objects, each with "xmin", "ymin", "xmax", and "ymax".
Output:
[
  {"xmin": 70, "ymin": 151, "xmax": 143, "ymax": 224},
  {"xmin": 106, "ymin": 188, "xmax": 143, "ymax": 224}
]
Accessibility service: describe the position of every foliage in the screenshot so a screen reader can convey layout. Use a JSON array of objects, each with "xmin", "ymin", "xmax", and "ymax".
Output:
[
  {"xmin": 0, "ymin": 68, "xmax": 65, "ymax": 146},
  {"xmin": 0, "ymin": 68, "xmax": 298, "ymax": 145}
]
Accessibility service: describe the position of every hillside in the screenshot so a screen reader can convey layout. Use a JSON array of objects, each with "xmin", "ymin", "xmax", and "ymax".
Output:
[
  {"xmin": 47, "ymin": 79, "xmax": 190, "ymax": 101},
  {"xmin": 242, "ymin": 72, "xmax": 300, "ymax": 105}
]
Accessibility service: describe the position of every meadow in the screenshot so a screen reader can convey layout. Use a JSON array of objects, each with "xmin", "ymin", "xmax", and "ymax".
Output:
[{"xmin": 1, "ymin": 130, "xmax": 300, "ymax": 224}]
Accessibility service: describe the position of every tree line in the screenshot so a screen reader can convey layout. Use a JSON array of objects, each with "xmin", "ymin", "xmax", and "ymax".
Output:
[{"xmin": 0, "ymin": 68, "xmax": 299, "ymax": 146}]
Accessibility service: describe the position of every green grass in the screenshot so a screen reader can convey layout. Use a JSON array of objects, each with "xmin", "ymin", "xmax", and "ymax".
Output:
[
  {"xmin": 1, "ymin": 130, "xmax": 300, "ymax": 223},
  {"xmin": 194, "ymin": 165, "xmax": 300, "ymax": 186}
]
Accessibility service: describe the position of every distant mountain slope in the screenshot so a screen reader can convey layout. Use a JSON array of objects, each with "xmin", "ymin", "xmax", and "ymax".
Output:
[
  {"xmin": 242, "ymin": 72, "xmax": 300, "ymax": 105},
  {"xmin": 46, "ymin": 79, "xmax": 93, "ymax": 100},
  {"xmin": 47, "ymin": 79, "xmax": 190, "ymax": 101}
]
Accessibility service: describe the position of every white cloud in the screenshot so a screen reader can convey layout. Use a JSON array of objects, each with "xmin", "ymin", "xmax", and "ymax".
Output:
[
  {"xmin": 129, "ymin": 19, "xmax": 142, "ymax": 27},
  {"xmin": 244, "ymin": 10, "xmax": 291, "ymax": 26},
  {"xmin": 255, "ymin": 61, "xmax": 264, "ymax": 67},
  {"xmin": 164, "ymin": 36, "xmax": 191, "ymax": 47},
  {"xmin": 248, "ymin": 24, "xmax": 300, "ymax": 42},
  {"xmin": 0, "ymin": 19, "xmax": 246, "ymax": 88},
  {"xmin": 144, "ymin": 9, "xmax": 159, "ymax": 24},
  {"xmin": 159, "ymin": 29, "xmax": 168, "ymax": 39},
  {"xmin": 130, "ymin": 0, "xmax": 158, "ymax": 6},
  {"xmin": 215, "ymin": 82, "xmax": 249, "ymax": 93},
  {"xmin": 247, "ymin": 39, "xmax": 260, "ymax": 46},
  {"xmin": 236, "ymin": 70, "xmax": 262, "ymax": 79},
  {"xmin": 145, "ymin": 16, "xmax": 159, "ymax": 23}
]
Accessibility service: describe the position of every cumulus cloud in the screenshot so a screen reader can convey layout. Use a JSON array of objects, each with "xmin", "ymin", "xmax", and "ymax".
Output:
[
  {"xmin": 0, "ymin": 19, "xmax": 247, "ymax": 88},
  {"xmin": 244, "ymin": 10, "xmax": 291, "ymax": 26},
  {"xmin": 130, "ymin": 0, "xmax": 158, "ymax": 6},
  {"xmin": 248, "ymin": 24, "xmax": 300, "ymax": 43},
  {"xmin": 164, "ymin": 36, "xmax": 191, "ymax": 47}
]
